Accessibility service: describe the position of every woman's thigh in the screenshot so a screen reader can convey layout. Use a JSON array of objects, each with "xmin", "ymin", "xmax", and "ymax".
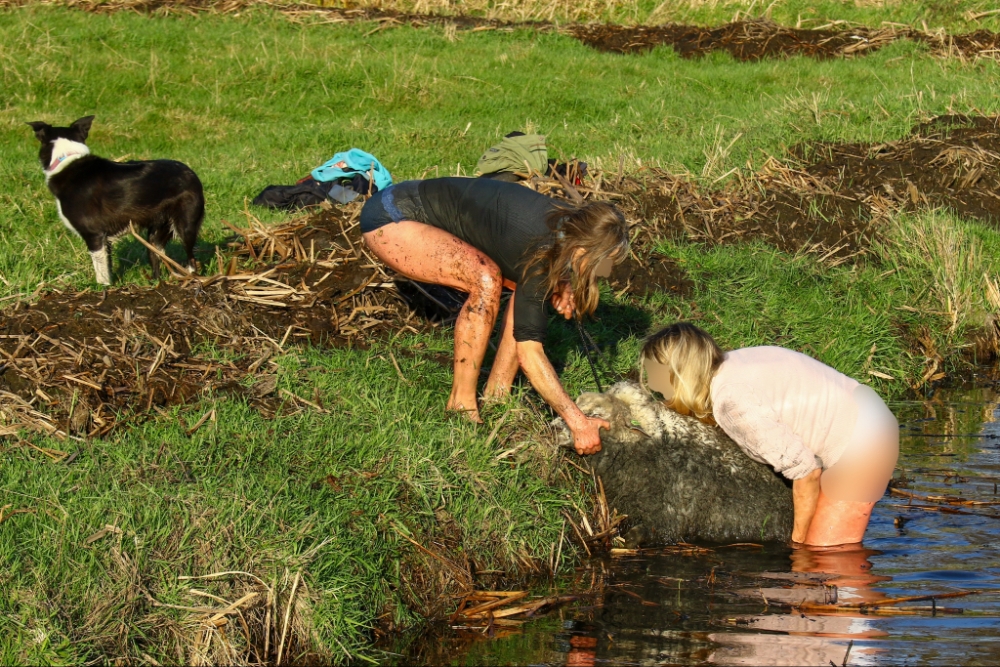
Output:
[
  {"xmin": 363, "ymin": 220, "xmax": 502, "ymax": 294},
  {"xmin": 822, "ymin": 386, "xmax": 899, "ymax": 503}
]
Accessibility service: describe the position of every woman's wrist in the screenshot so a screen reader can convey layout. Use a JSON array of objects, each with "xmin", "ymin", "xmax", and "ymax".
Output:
[{"xmin": 561, "ymin": 404, "xmax": 590, "ymax": 430}]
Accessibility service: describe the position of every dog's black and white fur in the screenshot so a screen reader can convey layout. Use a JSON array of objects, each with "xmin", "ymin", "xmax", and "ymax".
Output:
[{"xmin": 27, "ymin": 116, "xmax": 204, "ymax": 285}]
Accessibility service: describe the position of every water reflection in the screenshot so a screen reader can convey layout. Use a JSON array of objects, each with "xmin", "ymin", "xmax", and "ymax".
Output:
[
  {"xmin": 705, "ymin": 546, "xmax": 888, "ymax": 666},
  {"xmin": 387, "ymin": 385, "xmax": 1000, "ymax": 666},
  {"xmin": 789, "ymin": 544, "xmax": 891, "ymax": 604}
]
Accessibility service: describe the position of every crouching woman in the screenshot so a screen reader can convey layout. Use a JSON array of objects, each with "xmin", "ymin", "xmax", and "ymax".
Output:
[
  {"xmin": 360, "ymin": 177, "xmax": 629, "ymax": 455},
  {"xmin": 641, "ymin": 323, "xmax": 898, "ymax": 546}
]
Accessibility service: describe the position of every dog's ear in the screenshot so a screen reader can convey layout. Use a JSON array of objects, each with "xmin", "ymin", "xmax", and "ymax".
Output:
[
  {"xmin": 70, "ymin": 115, "xmax": 95, "ymax": 142},
  {"xmin": 26, "ymin": 121, "xmax": 51, "ymax": 143}
]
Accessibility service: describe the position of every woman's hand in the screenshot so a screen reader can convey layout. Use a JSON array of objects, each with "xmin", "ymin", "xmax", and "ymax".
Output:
[
  {"xmin": 568, "ymin": 414, "xmax": 609, "ymax": 455},
  {"xmin": 551, "ymin": 282, "xmax": 575, "ymax": 320}
]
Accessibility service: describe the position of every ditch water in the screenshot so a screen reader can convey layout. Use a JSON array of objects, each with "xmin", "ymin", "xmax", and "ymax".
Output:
[{"xmin": 385, "ymin": 385, "xmax": 1000, "ymax": 666}]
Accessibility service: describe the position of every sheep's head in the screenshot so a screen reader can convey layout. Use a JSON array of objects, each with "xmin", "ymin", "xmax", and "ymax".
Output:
[{"xmin": 552, "ymin": 391, "xmax": 651, "ymax": 451}]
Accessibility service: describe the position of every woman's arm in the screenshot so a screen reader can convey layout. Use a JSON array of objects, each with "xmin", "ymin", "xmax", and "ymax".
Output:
[
  {"xmin": 517, "ymin": 340, "xmax": 608, "ymax": 455},
  {"xmin": 714, "ymin": 386, "xmax": 825, "ymax": 541},
  {"xmin": 792, "ymin": 468, "xmax": 823, "ymax": 543}
]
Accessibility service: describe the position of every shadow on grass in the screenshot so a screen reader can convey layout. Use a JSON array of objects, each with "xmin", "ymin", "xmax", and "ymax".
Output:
[
  {"xmin": 546, "ymin": 299, "xmax": 652, "ymax": 379},
  {"xmin": 112, "ymin": 234, "xmax": 221, "ymax": 279}
]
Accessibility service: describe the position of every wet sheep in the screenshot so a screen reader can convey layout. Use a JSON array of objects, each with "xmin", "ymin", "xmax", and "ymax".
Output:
[{"xmin": 553, "ymin": 382, "xmax": 793, "ymax": 545}]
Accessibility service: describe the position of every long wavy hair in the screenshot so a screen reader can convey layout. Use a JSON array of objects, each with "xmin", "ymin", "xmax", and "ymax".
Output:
[
  {"xmin": 521, "ymin": 200, "xmax": 629, "ymax": 318},
  {"xmin": 641, "ymin": 323, "xmax": 725, "ymax": 423}
]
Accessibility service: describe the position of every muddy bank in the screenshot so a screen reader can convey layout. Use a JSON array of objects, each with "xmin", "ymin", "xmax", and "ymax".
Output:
[
  {"xmin": 0, "ymin": 206, "xmax": 426, "ymax": 439},
  {"xmin": 568, "ymin": 21, "xmax": 1000, "ymax": 60},
  {"xmin": 3, "ymin": 0, "xmax": 999, "ymax": 62},
  {"xmin": 798, "ymin": 115, "xmax": 1000, "ymax": 225}
]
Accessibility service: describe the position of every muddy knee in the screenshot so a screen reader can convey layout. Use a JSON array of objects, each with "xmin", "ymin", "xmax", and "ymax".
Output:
[{"xmin": 465, "ymin": 271, "xmax": 502, "ymax": 315}]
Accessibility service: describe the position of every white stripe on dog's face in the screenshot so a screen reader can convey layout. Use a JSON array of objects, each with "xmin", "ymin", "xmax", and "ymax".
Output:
[{"xmin": 45, "ymin": 137, "xmax": 90, "ymax": 180}]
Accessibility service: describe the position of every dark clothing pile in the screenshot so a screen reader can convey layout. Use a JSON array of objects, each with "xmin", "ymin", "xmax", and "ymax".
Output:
[
  {"xmin": 252, "ymin": 175, "xmax": 375, "ymax": 211},
  {"xmin": 360, "ymin": 177, "xmax": 559, "ymax": 343}
]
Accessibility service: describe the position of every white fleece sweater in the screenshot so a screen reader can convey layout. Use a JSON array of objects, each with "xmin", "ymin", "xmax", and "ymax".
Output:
[{"xmin": 710, "ymin": 346, "xmax": 860, "ymax": 480}]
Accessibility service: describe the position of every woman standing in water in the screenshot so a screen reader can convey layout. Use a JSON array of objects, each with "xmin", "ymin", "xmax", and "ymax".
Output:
[
  {"xmin": 360, "ymin": 177, "xmax": 629, "ymax": 455},
  {"xmin": 640, "ymin": 323, "xmax": 899, "ymax": 546}
]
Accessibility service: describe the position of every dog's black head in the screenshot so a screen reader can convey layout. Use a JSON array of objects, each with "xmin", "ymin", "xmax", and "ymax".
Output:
[{"xmin": 26, "ymin": 116, "xmax": 94, "ymax": 170}]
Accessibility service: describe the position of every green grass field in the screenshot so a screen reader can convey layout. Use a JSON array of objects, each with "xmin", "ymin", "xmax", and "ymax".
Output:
[{"xmin": 2, "ymin": 2, "xmax": 1000, "ymax": 663}]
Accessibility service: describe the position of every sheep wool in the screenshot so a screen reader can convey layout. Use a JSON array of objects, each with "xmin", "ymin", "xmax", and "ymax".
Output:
[{"xmin": 553, "ymin": 381, "xmax": 794, "ymax": 545}]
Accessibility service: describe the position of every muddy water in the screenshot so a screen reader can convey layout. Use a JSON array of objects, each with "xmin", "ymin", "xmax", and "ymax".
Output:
[{"xmin": 385, "ymin": 386, "xmax": 1000, "ymax": 666}]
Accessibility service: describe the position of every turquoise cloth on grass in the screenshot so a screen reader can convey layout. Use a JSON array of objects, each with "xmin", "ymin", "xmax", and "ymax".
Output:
[{"xmin": 311, "ymin": 149, "xmax": 393, "ymax": 191}]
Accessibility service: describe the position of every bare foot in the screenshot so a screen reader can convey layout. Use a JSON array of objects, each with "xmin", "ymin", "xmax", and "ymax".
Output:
[
  {"xmin": 481, "ymin": 388, "xmax": 510, "ymax": 405},
  {"xmin": 446, "ymin": 406, "xmax": 483, "ymax": 424}
]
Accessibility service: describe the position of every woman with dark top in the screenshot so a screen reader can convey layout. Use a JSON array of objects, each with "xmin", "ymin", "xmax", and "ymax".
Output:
[{"xmin": 360, "ymin": 177, "xmax": 629, "ymax": 454}]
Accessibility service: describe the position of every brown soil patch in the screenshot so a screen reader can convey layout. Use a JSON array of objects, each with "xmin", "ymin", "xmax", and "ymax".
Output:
[
  {"xmin": 3, "ymin": 0, "xmax": 999, "ymax": 62},
  {"xmin": 607, "ymin": 252, "xmax": 691, "ymax": 299},
  {"xmin": 0, "ymin": 205, "xmax": 434, "ymax": 439},
  {"xmin": 798, "ymin": 115, "xmax": 1000, "ymax": 224},
  {"xmin": 568, "ymin": 21, "xmax": 897, "ymax": 59},
  {"xmin": 568, "ymin": 21, "xmax": 1000, "ymax": 61}
]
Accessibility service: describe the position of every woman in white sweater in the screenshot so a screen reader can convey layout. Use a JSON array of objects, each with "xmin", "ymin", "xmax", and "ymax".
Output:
[{"xmin": 640, "ymin": 323, "xmax": 898, "ymax": 546}]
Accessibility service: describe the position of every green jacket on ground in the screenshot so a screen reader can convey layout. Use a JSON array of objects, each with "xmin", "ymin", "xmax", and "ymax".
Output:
[{"xmin": 475, "ymin": 134, "xmax": 548, "ymax": 177}]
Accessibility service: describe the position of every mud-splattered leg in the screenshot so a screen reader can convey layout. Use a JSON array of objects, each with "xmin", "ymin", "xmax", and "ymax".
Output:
[
  {"xmin": 363, "ymin": 220, "xmax": 502, "ymax": 422},
  {"xmin": 484, "ymin": 291, "xmax": 519, "ymax": 400}
]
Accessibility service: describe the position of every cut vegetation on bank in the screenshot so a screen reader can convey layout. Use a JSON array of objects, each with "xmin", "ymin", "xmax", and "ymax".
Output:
[{"xmin": 2, "ymin": 1, "xmax": 1000, "ymax": 664}]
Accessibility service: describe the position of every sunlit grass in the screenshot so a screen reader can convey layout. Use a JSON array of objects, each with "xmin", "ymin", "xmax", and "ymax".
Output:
[
  {"xmin": 3, "ymin": 3, "xmax": 1000, "ymax": 662},
  {"xmin": 2, "ymin": 6, "xmax": 998, "ymax": 298}
]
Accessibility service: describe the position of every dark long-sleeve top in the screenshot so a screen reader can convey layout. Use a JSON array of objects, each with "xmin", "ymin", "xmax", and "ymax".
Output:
[{"xmin": 417, "ymin": 177, "xmax": 560, "ymax": 342}]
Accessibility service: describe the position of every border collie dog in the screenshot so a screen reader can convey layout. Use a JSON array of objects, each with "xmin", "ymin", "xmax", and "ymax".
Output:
[{"xmin": 27, "ymin": 116, "xmax": 204, "ymax": 285}]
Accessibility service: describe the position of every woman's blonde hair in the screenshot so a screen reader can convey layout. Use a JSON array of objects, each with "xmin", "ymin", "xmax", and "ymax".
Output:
[
  {"xmin": 522, "ymin": 200, "xmax": 629, "ymax": 318},
  {"xmin": 641, "ymin": 323, "xmax": 725, "ymax": 423}
]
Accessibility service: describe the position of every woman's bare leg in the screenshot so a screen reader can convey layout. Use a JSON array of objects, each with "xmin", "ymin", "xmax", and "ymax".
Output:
[
  {"xmin": 806, "ymin": 400, "xmax": 897, "ymax": 546},
  {"xmin": 363, "ymin": 221, "xmax": 503, "ymax": 421},
  {"xmin": 803, "ymin": 491, "xmax": 876, "ymax": 546},
  {"xmin": 484, "ymin": 292, "xmax": 519, "ymax": 400}
]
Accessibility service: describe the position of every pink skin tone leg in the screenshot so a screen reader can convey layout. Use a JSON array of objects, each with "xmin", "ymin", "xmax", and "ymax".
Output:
[
  {"xmin": 804, "ymin": 416, "xmax": 897, "ymax": 545},
  {"xmin": 803, "ymin": 493, "xmax": 876, "ymax": 546},
  {"xmin": 363, "ymin": 220, "xmax": 502, "ymax": 422},
  {"xmin": 484, "ymin": 291, "xmax": 519, "ymax": 399},
  {"xmin": 483, "ymin": 283, "xmax": 573, "ymax": 399}
]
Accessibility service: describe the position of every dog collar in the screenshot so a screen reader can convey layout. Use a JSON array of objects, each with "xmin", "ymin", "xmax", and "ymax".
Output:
[{"xmin": 47, "ymin": 151, "xmax": 84, "ymax": 172}]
